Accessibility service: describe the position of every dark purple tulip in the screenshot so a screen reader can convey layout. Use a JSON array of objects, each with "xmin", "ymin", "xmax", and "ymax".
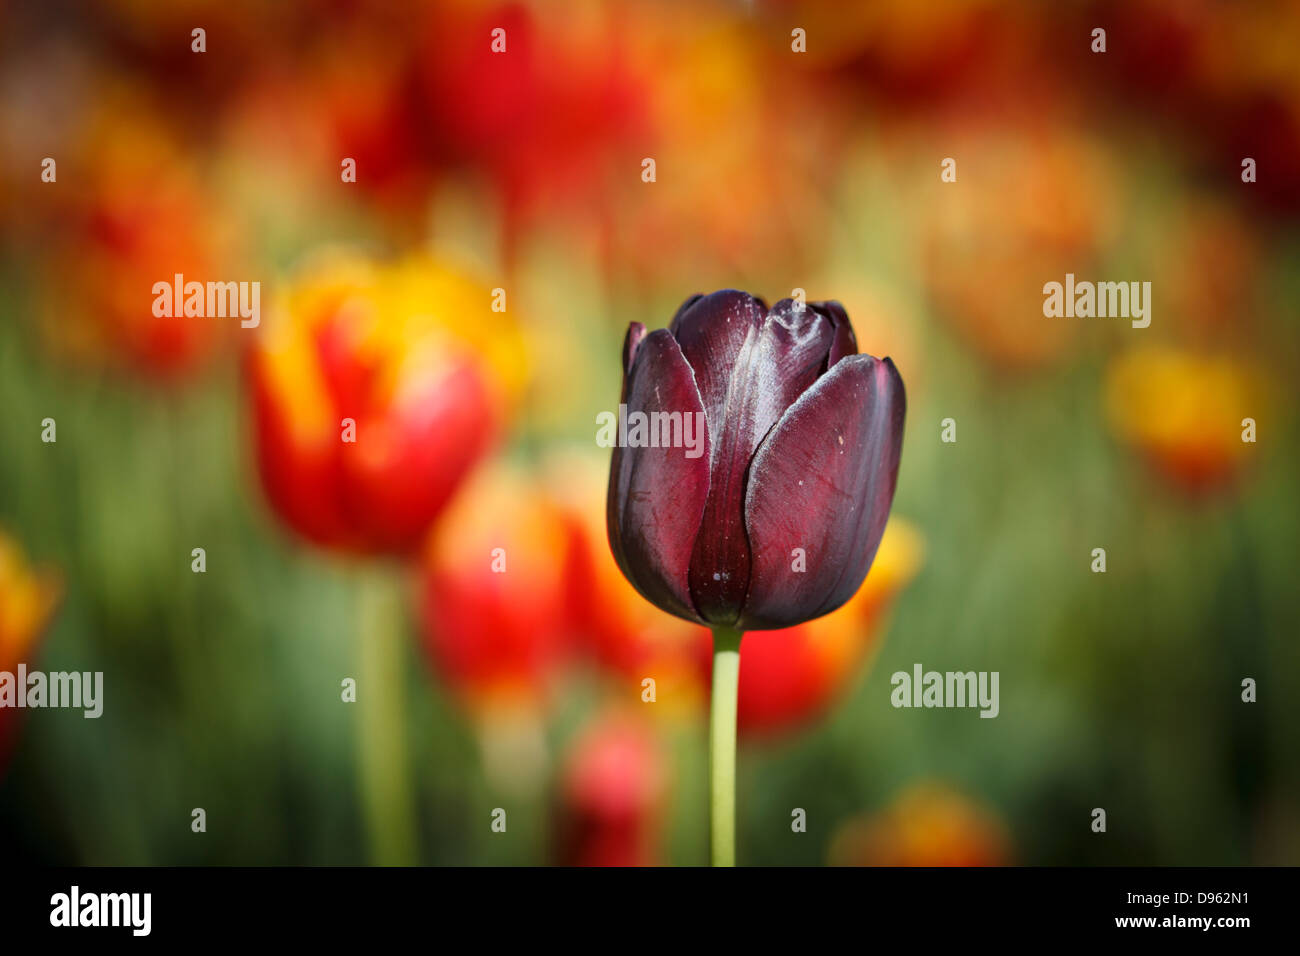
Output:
[{"xmin": 606, "ymin": 290, "xmax": 906, "ymax": 631}]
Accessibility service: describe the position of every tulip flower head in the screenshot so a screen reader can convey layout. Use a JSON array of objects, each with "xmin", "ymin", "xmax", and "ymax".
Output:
[
  {"xmin": 249, "ymin": 251, "xmax": 526, "ymax": 555},
  {"xmin": 248, "ymin": 254, "xmax": 527, "ymax": 860},
  {"xmin": 607, "ymin": 291, "xmax": 906, "ymax": 631}
]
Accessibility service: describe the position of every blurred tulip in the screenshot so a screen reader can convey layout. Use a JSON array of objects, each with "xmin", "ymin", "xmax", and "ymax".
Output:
[
  {"xmin": 1105, "ymin": 347, "xmax": 1265, "ymax": 495},
  {"xmin": 248, "ymin": 249, "xmax": 528, "ymax": 861},
  {"xmin": 419, "ymin": 462, "xmax": 575, "ymax": 794},
  {"xmin": 829, "ymin": 783, "xmax": 1010, "ymax": 866},
  {"xmin": 0, "ymin": 533, "xmax": 60, "ymax": 770},
  {"xmin": 921, "ymin": 126, "xmax": 1120, "ymax": 370},
  {"xmin": 420, "ymin": 463, "xmax": 572, "ymax": 720},
  {"xmin": 1199, "ymin": 1, "xmax": 1300, "ymax": 217},
  {"xmin": 310, "ymin": 36, "xmax": 433, "ymax": 233},
  {"xmin": 419, "ymin": 0, "xmax": 650, "ymax": 253},
  {"xmin": 34, "ymin": 94, "xmax": 237, "ymax": 378},
  {"xmin": 546, "ymin": 450, "xmax": 709, "ymax": 720},
  {"xmin": 610, "ymin": 9, "xmax": 832, "ymax": 285},
  {"xmin": 248, "ymin": 250, "xmax": 526, "ymax": 555},
  {"xmin": 1098, "ymin": 0, "xmax": 1300, "ymax": 217},
  {"xmin": 557, "ymin": 713, "xmax": 667, "ymax": 866},
  {"xmin": 608, "ymin": 291, "xmax": 905, "ymax": 630}
]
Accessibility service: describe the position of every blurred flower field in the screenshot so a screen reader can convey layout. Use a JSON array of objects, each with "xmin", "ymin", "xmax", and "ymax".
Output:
[{"xmin": 1, "ymin": 0, "xmax": 1299, "ymax": 865}]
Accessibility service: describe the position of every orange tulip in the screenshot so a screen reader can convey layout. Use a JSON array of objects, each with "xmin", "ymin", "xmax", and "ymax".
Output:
[
  {"xmin": 248, "ymin": 250, "xmax": 526, "ymax": 555},
  {"xmin": 829, "ymin": 783, "xmax": 1010, "ymax": 866},
  {"xmin": 34, "ymin": 94, "xmax": 237, "ymax": 378},
  {"xmin": 0, "ymin": 532, "xmax": 61, "ymax": 770},
  {"xmin": 1105, "ymin": 347, "xmax": 1265, "ymax": 495},
  {"xmin": 607, "ymin": 9, "xmax": 832, "ymax": 286},
  {"xmin": 921, "ymin": 125, "xmax": 1120, "ymax": 371}
]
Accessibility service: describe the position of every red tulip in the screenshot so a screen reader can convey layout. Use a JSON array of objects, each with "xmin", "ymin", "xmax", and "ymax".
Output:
[
  {"xmin": 607, "ymin": 291, "xmax": 906, "ymax": 630},
  {"xmin": 418, "ymin": 1, "xmax": 650, "ymax": 234},
  {"xmin": 558, "ymin": 714, "xmax": 666, "ymax": 867},
  {"xmin": 247, "ymin": 253, "xmax": 526, "ymax": 860},
  {"xmin": 420, "ymin": 465, "xmax": 573, "ymax": 718},
  {"xmin": 419, "ymin": 464, "xmax": 575, "ymax": 795},
  {"xmin": 311, "ymin": 38, "xmax": 433, "ymax": 232},
  {"xmin": 248, "ymin": 252, "xmax": 526, "ymax": 555}
]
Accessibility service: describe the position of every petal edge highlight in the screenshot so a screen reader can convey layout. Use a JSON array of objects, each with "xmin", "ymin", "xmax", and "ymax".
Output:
[{"xmin": 607, "ymin": 329, "xmax": 712, "ymax": 623}]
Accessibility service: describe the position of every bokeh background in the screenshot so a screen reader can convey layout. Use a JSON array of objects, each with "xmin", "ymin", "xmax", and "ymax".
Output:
[{"xmin": 2, "ymin": 0, "xmax": 1298, "ymax": 866}]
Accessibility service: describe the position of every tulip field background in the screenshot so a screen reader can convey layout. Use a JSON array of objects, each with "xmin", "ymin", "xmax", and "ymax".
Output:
[{"xmin": 2, "ymin": 0, "xmax": 1300, "ymax": 866}]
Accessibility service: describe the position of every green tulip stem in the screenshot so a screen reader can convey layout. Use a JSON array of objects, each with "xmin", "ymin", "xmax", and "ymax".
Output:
[
  {"xmin": 357, "ymin": 567, "xmax": 417, "ymax": 866},
  {"xmin": 710, "ymin": 625, "xmax": 744, "ymax": 866}
]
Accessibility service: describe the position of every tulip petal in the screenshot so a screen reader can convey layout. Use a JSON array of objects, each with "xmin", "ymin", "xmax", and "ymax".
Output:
[
  {"xmin": 670, "ymin": 293, "xmax": 704, "ymax": 325},
  {"xmin": 680, "ymin": 296, "xmax": 839, "ymax": 623},
  {"xmin": 622, "ymin": 321, "xmax": 646, "ymax": 377},
  {"xmin": 669, "ymin": 290, "xmax": 766, "ymax": 431},
  {"xmin": 812, "ymin": 300, "xmax": 859, "ymax": 367},
  {"xmin": 607, "ymin": 327, "xmax": 711, "ymax": 623},
  {"xmin": 740, "ymin": 355, "xmax": 905, "ymax": 630}
]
